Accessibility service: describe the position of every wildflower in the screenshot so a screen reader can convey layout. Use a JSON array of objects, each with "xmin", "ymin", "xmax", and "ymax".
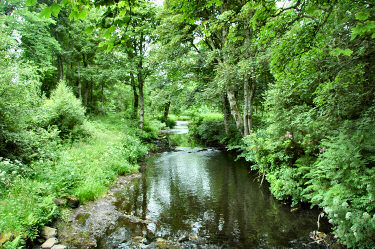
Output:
[
  {"xmin": 363, "ymin": 212, "xmax": 370, "ymax": 220},
  {"xmin": 345, "ymin": 212, "xmax": 351, "ymax": 220},
  {"xmin": 319, "ymin": 146, "xmax": 327, "ymax": 154},
  {"xmin": 285, "ymin": 131, "xmax": 293, "ymax": 139}
]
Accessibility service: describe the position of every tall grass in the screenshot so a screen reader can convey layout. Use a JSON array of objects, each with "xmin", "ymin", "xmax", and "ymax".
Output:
[{"xmin": 0, "ymin": 113, "xmax": 151, "ymax": 248}]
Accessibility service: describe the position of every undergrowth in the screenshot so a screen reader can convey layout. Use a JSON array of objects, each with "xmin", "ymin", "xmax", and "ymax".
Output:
[{"xmin": 0, "ymin": 113, "xmax": 152, "ymax": 248}]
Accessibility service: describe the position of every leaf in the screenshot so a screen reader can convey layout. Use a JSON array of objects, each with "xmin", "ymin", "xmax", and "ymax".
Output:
[
  {"xmin": 330, "ymin": 48, "xmax": 353, "ymax": 57},
  {"xmin": 51, "ymin": 3, "xmax": 61, "ymax": 18},
  {"xmin": 61, "ymin": 0, "xmax": 70, "ymax": 7},
  {"xmin": 78, "ymin": 10, "xmax": 87, "ymax": 20},
  {"xmin": 39, "ymin": 7, "xmax": 52, "ymax": 19},
  {"xmin": 106, "ymin": 42, "xmax": 114, "ymax": 52},
  {"xmin": 69, "ymin": 10, "xmax": 79, "ymax": 21},
  {"xmin": 119, "ymin": 9, "xmax": 127, "ymax": 17},
  {"xmin": 342, "ymin": 48, "xmax": 353, "ymax": 56},
  {"xmin": 205, "ymin": 0, "xmax": 223, "ymax": 8},
  {"xmin": 85, "ymin": 26, "xmax": 95, "ymax": 34},
  {"xmin": 118, "ymin": 0, "xmax": 128, "ymax": 8},
  {"xmin": 104, "ymin": 26, "xmax": 116, "ymax": 39},
  {"xmin": 25, "ymin": 0, "xmax": 37, "ymax": 6},
  {"xmin": 355, "ymin": 11, "xmax": 370, "ymax": 21}
]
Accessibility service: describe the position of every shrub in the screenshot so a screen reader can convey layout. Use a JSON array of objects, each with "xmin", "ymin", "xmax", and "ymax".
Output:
[
  {"xmin": 43, "ymin": 81, "xmax": 88, "ymax": 139},
  {"xmin": 189, "ymin": 113, "xmax": 241, "ymax": 146},
  {"xmin": 305, "ymin": 129, "xmax": 375, "ymax": 248},
  {"xmin": 122, "ymin": 134, "xmax": 149, "ymax": 163},
  {"xmin": 143, "ymin": 119, "xmax": 166, "ymax": 139},
  {"xmin": 157, "ymin": 115, "xmax": 176, "ymax": 128}
]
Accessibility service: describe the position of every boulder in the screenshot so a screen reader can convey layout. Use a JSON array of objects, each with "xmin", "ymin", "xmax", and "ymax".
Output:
[
  {"xmin": 155, "ymin": 238, "xmax": 180, "ymax": 249},
  {"xmin": 41, "ymin": 226, "xmax": 57, "ymax": 239},
  {"xmin": 53, "ymin": 198, "xmax": 67, "ymax": 207},
  {"xmin": 0, "ymin": 233, "xmax": 12, "ymax": 245},
  {"xmin": 41, "ymin": 237, "xmax": 58, "ymax": 249},
  {"xmin": 65, "ymin": 196, "xmax": 80, "ymax": 208},
  {"xmin": 51, "ymin": 245, "xmax": 67, "ymax": 249}
]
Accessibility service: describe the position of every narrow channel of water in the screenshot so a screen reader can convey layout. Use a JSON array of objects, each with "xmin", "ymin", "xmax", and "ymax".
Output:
[{"xmin": 98, "ymin": 121, "xmax": 323, "ymax": 248}]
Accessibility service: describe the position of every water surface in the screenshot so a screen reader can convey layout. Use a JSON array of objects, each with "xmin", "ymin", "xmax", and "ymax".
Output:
[{"xmin": 98, "ymin": 122, "xmax": 322, "ymax": 248}]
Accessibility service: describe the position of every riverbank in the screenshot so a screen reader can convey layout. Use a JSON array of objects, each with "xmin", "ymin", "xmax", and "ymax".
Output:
[
  {"xmin": 54, "ymin": 120, "xmax": 334, "ymax": 249},
  {"xmin": 0, "ymin": 114, "xmax": 158, "ymax": 248}
]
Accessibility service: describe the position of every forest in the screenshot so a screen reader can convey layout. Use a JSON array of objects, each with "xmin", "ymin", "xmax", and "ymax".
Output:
[{"xmin": 0, "ymin": 0, "xmax": 374, "ymax": 248}]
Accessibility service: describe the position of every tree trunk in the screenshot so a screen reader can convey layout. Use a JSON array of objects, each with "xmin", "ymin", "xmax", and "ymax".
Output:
[
  {"xmin": 222, "ymin": 90, "xmax": 230, "ymax": 135},
  {"xmin": 138, "ymin": 33, "xmax": 145, "ymax": 130},
  {"xmin": 84, "ymin": 82, "xmax": 89, "ymax": 107},
  {"xmin": 249, "ymin": 75, "xmax": 256, "ymax": 132},
  {"xmin": 227, "ymin": 84, "xmax": 244, "ymax": 136},
  {"xmin": 243, "ymin": 76, "xmax": 250, "ymax": 136},
  {"xmin": 77, "ymin": 61, "xmax": 82, "ymax": 100},
  {"xmin": 83, "ymin": 55, "xmax": 89, "ymax": 107},
  {"xmin": 163, "ymin": 100, "xmax": 171, "ymax": 123},
  {"xmin": 90, "ymin": 81, "xmax": 93, "ymax": 105},
  {"xmin": 130, "ymin": 72, "xmax": 138, "ymax": 118},
  {"xmin": 101, "ymin": 82, "xmax": 104, "ymax": 111},
  {"xmin": 138, "ymin": 71, "xmax": 144, "ymax": 130},
  {"xmin": 57, "ymin": 55, "xmax": 63, "ymax": 81},
  {"xmin": 55, "ymin": 32, "xmax": 64, "ymax": 81}
]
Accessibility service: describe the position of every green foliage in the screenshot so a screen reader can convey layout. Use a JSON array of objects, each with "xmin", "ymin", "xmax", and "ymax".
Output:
[
  {"xmin": 157, "ymin": 115, "xmax": 176, "ymax": 128},
  {"xmin": 189, "ymin": 113, "xmax": 241, "ymax": 146},
  {"xmin": 235, "ymin": 1, "xmax": 375, "ymax": 247},
  {"xmin": 43, "ymin": 82, "xmax": 88, "ymax": 139},
  {"xmin": 0, "ymin": 21, "xmax": 43, "ymax": 160},
  {"xmin": 142, "ymin": 119, "xmax": 166, "ymax": 140},
  {"xmin": 0, "ymin": 114, "xmax": 151, "ymax": 245},
  {"xmin": 304, "ymin": 124, "xmax": 375, "ymax": 247}
]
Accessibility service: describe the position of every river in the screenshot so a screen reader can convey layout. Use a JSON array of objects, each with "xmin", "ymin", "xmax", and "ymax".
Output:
[{"xmin": 95, "ymin": 121, "xmax": 323, "ymax": 248}]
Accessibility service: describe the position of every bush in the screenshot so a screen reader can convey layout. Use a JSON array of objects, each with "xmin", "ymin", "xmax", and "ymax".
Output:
[
  {"xmin": 143, "ymin": 119, "xmax": 166, "ymax": 140},
  {"xmin": 189, "ymin": 113, "xmax": 241, "ymax": 146},
  {"xmin": 157, "ymin": 115, "xmax": 176, "ymax": 128},
  {"xmin": 43, "ymin": 81, "xmax": 88, "ymax": 139},
  {"xmin": 305, "ymin": 129, "xmax": 375, "ymax": 248}
]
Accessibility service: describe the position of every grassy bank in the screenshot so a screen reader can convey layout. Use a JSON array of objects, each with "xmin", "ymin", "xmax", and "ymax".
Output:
[{"xmin": 0, "ymin": 114, "xmax": 153, "ymax": 248}]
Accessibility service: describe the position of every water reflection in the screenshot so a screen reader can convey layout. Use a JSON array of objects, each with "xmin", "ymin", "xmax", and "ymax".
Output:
[
  {"xmin": 107, "ymin": 149, "xmax": 319, "ymax": 248},
  {"xmin": 97, "ymin": 122, "xmax": 321, "ymax": 248}
]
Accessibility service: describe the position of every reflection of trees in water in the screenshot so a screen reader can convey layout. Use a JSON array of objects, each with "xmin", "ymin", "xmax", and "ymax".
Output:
[{"xmin": 113, "ymin": 151, "xmax": 318, "ymax": 247}]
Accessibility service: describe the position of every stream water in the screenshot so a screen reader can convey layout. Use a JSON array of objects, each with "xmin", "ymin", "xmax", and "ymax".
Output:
[{"xmin": 96, "ymin": 121, "xmax": 323, "ymax": 248}]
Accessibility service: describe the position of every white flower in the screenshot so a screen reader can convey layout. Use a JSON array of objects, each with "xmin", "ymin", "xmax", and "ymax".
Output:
[
  {"xmin": 363, "ymin": 212, "xmax": 370, "ymax": 220},
  {"xmin": 345, "ymin": 212, "xmax": 351, "ymax": 220},
  {"xmin": 342, "ymin": 201, "xmax": 349, "ymax": 207}
]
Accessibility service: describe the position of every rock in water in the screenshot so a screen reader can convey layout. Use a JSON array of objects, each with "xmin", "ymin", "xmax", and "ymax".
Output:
[
  {"xmin": 53, "ymin": 198, "xmax": 67, "ymax": 207},
  {"xmin": 155, "ymin": 238, "xmax": 180, "ymax": 249},
  {"xmin": 41, "ymin": 226, "xmax": 57, "ymax": 239},
  {"xmin": 51, "ymin": 245, "xmax": 67, "ymax": 249},
  {"xmin": 41, "ymin": 237, "xmax": 58, "ymax": 249},
  {"xmin": 65, "ymin": 195, "xmax": 80, "ymax": 208}
]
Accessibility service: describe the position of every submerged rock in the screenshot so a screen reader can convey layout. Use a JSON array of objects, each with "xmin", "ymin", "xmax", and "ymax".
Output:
[{"xmin": 154, "ymin": 238, "xmax": 180, "ymax": 249}]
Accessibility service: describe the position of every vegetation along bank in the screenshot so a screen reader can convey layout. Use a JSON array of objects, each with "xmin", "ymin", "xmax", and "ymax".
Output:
[{"xmin": 1, "ymin": 0, "xmax": 374, "ymax": 248}]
